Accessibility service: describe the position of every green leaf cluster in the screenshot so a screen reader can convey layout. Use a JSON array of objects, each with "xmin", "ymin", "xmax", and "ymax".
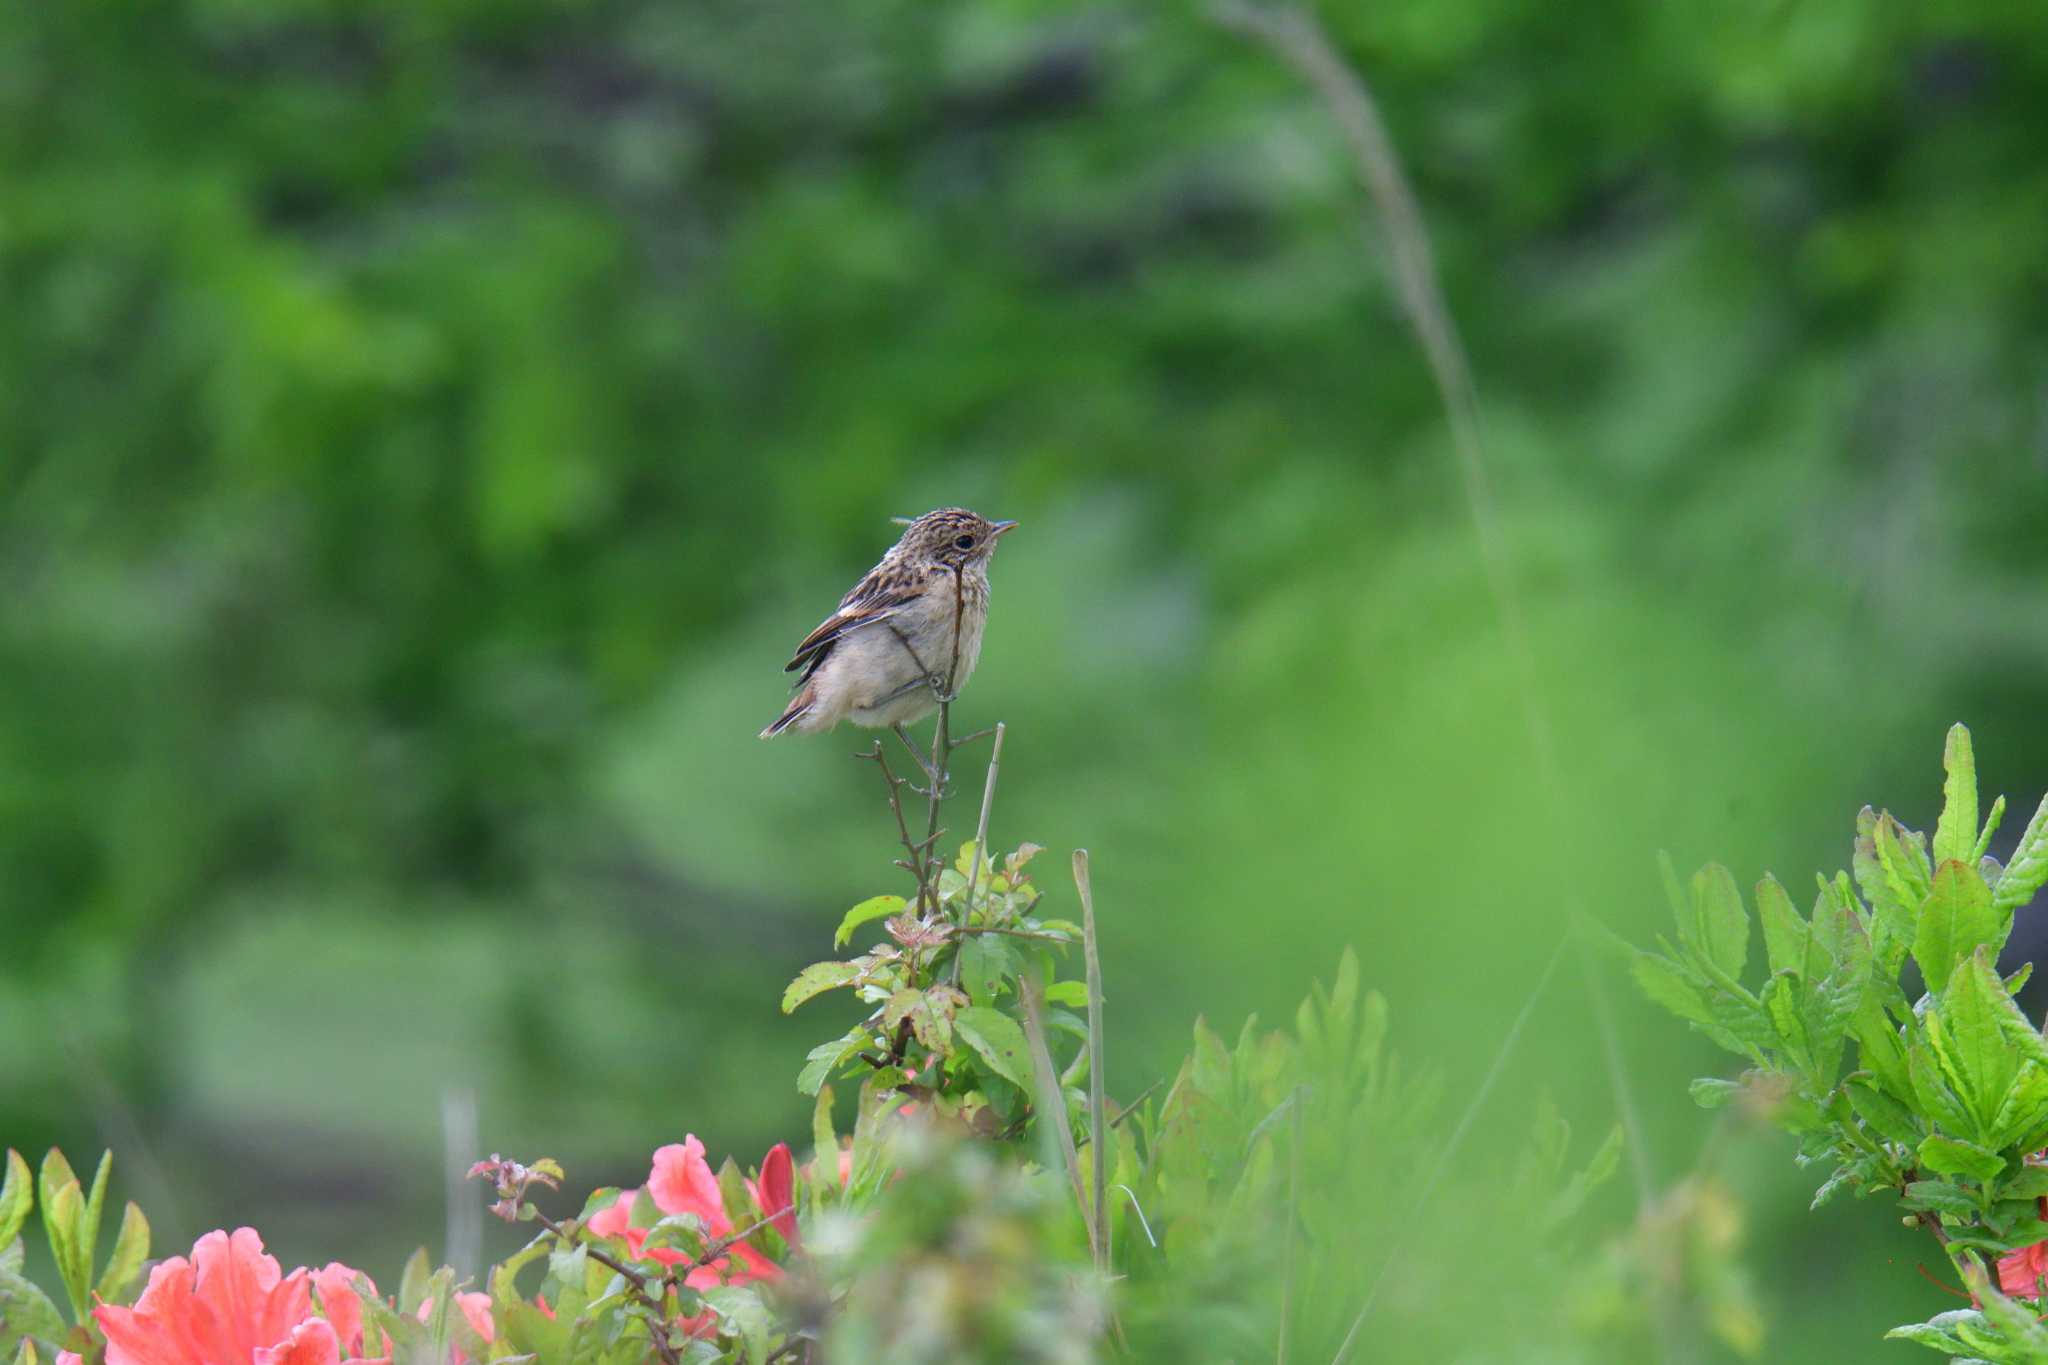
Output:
[
  {"xmin": 783, "ymin": 842, "xmax": 1092, "ymax": 1137},
  {"xmin": 0, "ymin": 1148, "xmax": 150, "ymax": 1364},
  {"xmin": 1631, "ymin": 725, "xmax": 2048, "ymax": 1362}
]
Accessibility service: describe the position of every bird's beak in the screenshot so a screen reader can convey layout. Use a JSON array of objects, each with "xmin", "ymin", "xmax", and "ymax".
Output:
[{"xmin": 990, "ymin": 519, "xmax": 1019, "ymax": 537}]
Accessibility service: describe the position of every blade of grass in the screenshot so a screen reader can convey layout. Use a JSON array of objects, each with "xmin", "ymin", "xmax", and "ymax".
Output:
[{"xmin": 1019, "ymin": 975, "xmax": 1097, "ymax": 1260}]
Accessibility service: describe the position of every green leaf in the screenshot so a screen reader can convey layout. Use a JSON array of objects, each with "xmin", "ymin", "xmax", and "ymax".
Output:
[
  {"xmin": 0, "ymin": 1152, "xmax": 28, "ymax": 1250},
  {"xmin": 958, "ymin": 934, "xmax": 1013, "ymax": 1006},
  {"xmin": 1689, "ymin": 864, "xmax": 1749, "ymax": 981},
  {"xmin": 397, "ymin": 1246, "xmax": 431, "ymax": 1314},
  {"xmin": 1935, "ymin": 724, "xmax": 1980, "ymax": 868},
  {"xmin": 1991, "ymin": 1063, "xmax": 2048, "ymax": 1153},
  {"xmin": 1996, "ymin": 794, "xmax": 2048, "ymax": 918},
  {"xmin": 797, "ymin": 1034, "xmax": 863, "ymax": 1096},
  {"xmin": 953, "ymin": 1006, "xmax": 1035, "ymax": 1092},
  {"xmin": 834, "ymin": 895, "xmax": 906, "ymax": 949},
  {"xmin": 1689, "ymin": 1077, "xmax": 1740, "ymax": 1109},
  {"xmin": 1930, "ymin": 950, "xmax": 2022, "ymax": 1132},
  {"xmin": 781, "ymin": 961, "xmax": 863, "ymax": 1014},
  {"xmin": 0, "ymin": 1266, "xmax": 66, "ymax": 1349},
  {"xmin": 1042, "ymin": 980, "xmax": 1089, "ymax": 1008},
  {"xmin": 94, "ymin": 1201, "xmax": 150, "ymax": 1304},
  {"xmin": 1847, "ymin": 1080, "xmax": 1923, "ymax": 1148},
  {"xmin": 1918, "ymin": 1133, "xmax": 2006, "ymax": 1182},
  {"xmin": 1902, "ymin": 1180, "xmax": 1981, "ymax": 1218},
  {"xmin": 1755, "ymin": 875, "xmax": 1807, "ymax": 976},
  {"xmin": 1762, "ymin": 973, "xmax": 1812, "ymax": 1074},
  {"xmin": 1854, "ymin": 999, "xmax": 1912, "ymax": 1101},
  {"xmin": 41, "ymin": 1177, "xmax": 88, "ymax": 1322},
  {"xmin": 1978, "ymin": 795, "xmax": 2008, "ymax": 864},
  {"xmin": 79, "ymin": 1152, "xmax": 110, "ymax": 1288},
  {"xmin": 2003, "ymin": 1167, "xmax": 2048, "ymax": 1201},
  {"xmin": 1909, "ymin": 1034, "xmax": 1978, "ymax": 1139},
  {"xmin": 1914, "ymin": 862, "xmax": 2000, "ymax": 997},
  {"xmin": 1631, "ymin": 952, "xmax": 1713, "ymax": 1026},
  {"xmin": 1884, "ymin": 1315, "xmax": 1972, "ymax": 1353}
]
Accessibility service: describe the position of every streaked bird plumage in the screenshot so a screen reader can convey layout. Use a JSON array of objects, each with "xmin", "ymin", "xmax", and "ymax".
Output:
[{"xmin": 760, "ymin": 507, "xmax": 1016, "ymax": 739}]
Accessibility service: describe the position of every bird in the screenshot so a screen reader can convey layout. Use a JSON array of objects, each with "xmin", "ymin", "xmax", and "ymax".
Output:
[{"xmin": 760, "ymin": 507, "xmax": 1017, "ymax": 746}]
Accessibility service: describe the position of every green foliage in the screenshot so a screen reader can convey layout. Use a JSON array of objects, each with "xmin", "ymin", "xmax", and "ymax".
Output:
[
  {"xmin": 783, "ymin": 839, "xmax": 1086, "ymax": 1130},
  {"xmin": 1633, "ymin": 725, "xmax": 2048, "ymax": 1360},
  {"xmin": 0, "ymin": 1148, "xmax": 150, "ymax": 1363}
]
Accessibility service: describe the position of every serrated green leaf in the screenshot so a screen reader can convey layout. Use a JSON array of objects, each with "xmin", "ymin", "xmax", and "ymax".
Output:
[
  {"xmin": 1903, "ymin": 1180, "xmax": 1980, "ymax": 1218},
  {"xmin": 94, "ymin": 1201, "xmax": 149, "ymax": 1304},
  {"xmin": 1762, "ymin": 973, "xmax": 1812, "ymax": 1074},
  {"xmin": 1631, "ymin": 952, "xmax": 1713, "ymax": 1026},
  {"xmin": 834, "ymin": 895, "xmax": 906, "ymax": 949},
  {"xmin": 1915, "ymin": 862, "xmax": 2001, "ymax": 998},
  {"xmin": 1910, "ymin": 1034, "xmax": 1978, "ymax": 1139},
  {"xmin": 1997, "ymin": 795, "xmax": 2048, "ymax": 919},
  {"xmin": 953, "ymin": 1006, "xmax": 1035, "ymax": 1092},
  {"xmin": 1855, "ymin": 999, "xmax": 1913, "ymax": 1101},
  {"xmin": 1932, "ymin": 950, "xmax": 2022, "ymax": 1132},
  {"xmin": 1848, "ymin": 1079, "xmax": 1923, "ymax": 1148},
  {"xmin": 1689, "ymin": 864, "xmax": 1749, "ymax": 981},
  {"xmin": 1918, "ymin": 1133, "xmax": 2006, "ymax": 1182},
  {"xmin": 2003, "ymin": 1167, "xmax": 2048, "ymax": 1201},
  {"xmin": 0, "ymin": 1152, "xmax": 28, "ymax": 1251},
  {"xmin": 1978, "ymin": 794, "xmax": 2008, "ymax": 864},
  {"xmin": 1755, "ymin": 875, "xmax": 1807, "ymax": 976},
  {"xmin": 781, "ymin": 961, "xmax": 863, "ymax": 1014},
  {"xmin": 1935, "ymin": 724, "xmax": 1980, "ymax": 867},
  {"xmin": 1991, "ymin": 1063, "xmax": 2048, "ymax": 1153}
]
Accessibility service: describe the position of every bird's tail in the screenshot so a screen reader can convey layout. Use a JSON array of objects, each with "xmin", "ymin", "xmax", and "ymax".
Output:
[{"xmin": 759, "ymin": 686, "xmax": 815, "ymax": 738}]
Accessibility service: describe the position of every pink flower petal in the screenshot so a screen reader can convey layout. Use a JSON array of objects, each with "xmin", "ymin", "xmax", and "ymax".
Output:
[
  {"xmin": 754, "ymin": 1144, "xmax": 798, "ymax": 1245},
  {"xmin": 309, "ymin": 1263, "xmax": 374, "ymax": 1355},
  {"xmin": 1998, "ymin": 1240, "xmax": 2048, "ymax": 1298},
  {"xmin": 253, "ymin": 1318, "xmax": 341, "ymax": 1365},
  {"xmin": 648, "ymin": 1138, "xmax": 731, "ymax": 1236}
]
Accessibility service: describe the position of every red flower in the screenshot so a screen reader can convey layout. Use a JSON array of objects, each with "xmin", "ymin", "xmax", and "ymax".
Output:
[
  {"xmin": 1999, "ymin": 1198, "xmax": 2048, "ymax": 1300},
  {"xmin": 95, "ymin": 1229, "xmax": 382, "ymax": 1365},
  {"xmin": 584, "ymin": 1136, "xmax": 782, "ymax": 1289},
  {"xmin": 743, "ymin": 1143, "xmax": 799, "ymax": 1247}
]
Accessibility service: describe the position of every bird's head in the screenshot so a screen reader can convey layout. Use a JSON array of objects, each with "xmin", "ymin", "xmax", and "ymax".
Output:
[{"xmin": 896, "ymin": 507, "xmax": 1018, "ymax": 570}]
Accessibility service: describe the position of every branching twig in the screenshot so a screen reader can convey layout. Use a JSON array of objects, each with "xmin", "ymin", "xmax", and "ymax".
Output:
[{"xmin": 530, "ymin": 1210, "xmax": 683, "ymax": 1365}]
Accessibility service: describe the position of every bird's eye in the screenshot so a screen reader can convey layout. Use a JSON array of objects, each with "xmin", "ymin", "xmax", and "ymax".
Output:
[{"xmin": 954, "ymin": 534, "xmax": 976, "ymax": 550}]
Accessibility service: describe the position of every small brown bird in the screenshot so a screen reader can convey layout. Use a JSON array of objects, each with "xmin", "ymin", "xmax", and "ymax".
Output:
[{"xmin": 761, "ymin": 507, "xmax": 1017, "ymax": 742}]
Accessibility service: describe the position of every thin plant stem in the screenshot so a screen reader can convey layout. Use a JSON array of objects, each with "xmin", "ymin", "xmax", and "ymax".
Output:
[
  {"xmin": 1213, "ymin": 6, "xmax": 1665, "ymax": 1354},
  {"xmin": 951, "ymin": 722, "xmax": 1009, "ymax": 986},
  {"xmin": 1074, "ymin": 849, "xmax": 1109, "ymax": 1272},
  {"xmin": 919, "ymin": 699, "xmax": 950, "ymax": 919},
  {"xmin": 1278, "ymin": 1083, "xmax": 1305, "ymax": 1365}
]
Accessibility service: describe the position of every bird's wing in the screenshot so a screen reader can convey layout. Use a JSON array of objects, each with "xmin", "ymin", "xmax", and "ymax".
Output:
[{"xmin": 782, "ymin": 564, "xmax": 922, "ymax": 679}]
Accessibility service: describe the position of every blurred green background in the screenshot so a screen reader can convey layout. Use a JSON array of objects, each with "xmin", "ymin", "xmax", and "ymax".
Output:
[{"xmin": 4, "ymin": 0, "xmax": 2047, "ymax": 1356}]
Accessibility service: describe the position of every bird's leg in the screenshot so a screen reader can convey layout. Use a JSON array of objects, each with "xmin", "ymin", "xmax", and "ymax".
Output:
[{"xmin": 892, "ymin": 722, "xmax": 939, "ymax": 787}]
